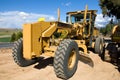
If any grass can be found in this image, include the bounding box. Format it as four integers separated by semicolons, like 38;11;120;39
0;28;22;42
0;37;11;42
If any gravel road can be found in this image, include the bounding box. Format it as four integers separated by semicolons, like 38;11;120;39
0;49;119;80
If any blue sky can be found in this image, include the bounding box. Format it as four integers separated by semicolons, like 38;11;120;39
0;0;112;28
0;0;101;13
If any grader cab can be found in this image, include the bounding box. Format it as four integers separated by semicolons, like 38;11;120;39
12;5;104;79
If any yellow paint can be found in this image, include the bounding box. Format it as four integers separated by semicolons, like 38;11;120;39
23;24;32;59
42;23;57;37
23;21;57;59
23;22;42;59
75;40;87;54
83;5;88;23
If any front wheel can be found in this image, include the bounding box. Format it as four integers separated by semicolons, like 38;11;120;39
53;39;79;79
12;38;36;67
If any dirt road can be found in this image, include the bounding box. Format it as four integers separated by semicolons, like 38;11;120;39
0;49;120;80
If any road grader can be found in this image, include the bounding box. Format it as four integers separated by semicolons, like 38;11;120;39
12;5;104;79
103;24;120;66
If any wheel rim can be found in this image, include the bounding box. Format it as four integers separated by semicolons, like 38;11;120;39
68;49;76;70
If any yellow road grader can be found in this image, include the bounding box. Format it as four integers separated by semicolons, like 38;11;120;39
12;5;104;79
104;24;120;66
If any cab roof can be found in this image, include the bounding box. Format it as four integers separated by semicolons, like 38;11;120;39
66;10;97;15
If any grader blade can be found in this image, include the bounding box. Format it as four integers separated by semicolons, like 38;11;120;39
79;52;94;67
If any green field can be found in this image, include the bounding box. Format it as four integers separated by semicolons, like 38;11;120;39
0;28;22;42
0;37;11;42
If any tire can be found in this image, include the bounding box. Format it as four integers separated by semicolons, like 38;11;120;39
12;38;36;67
95;37;104;55
105;43;118;63
54;39;79;79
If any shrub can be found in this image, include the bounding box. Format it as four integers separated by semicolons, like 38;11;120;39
16;31;23;41
10;33;16;42
10;31;23;42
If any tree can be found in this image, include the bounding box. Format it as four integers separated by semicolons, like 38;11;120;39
10;33;16;42
99;0;120;19
16;31;23;41
106;24;112;35
100;27;107;35
100;23;114;35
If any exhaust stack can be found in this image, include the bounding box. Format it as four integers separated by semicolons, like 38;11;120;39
58;8;60;22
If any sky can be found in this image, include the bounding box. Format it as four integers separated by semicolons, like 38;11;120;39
0;0;113;28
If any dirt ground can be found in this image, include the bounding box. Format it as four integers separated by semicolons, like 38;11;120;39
0;49;120;80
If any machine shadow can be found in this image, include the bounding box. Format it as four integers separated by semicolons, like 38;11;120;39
34;54;94;70
34;57;53;70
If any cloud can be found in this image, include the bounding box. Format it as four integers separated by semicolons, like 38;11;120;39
62;2;71;7
95;14;113;27
65;2;71;6
0;11;55;28
0;11;115;29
